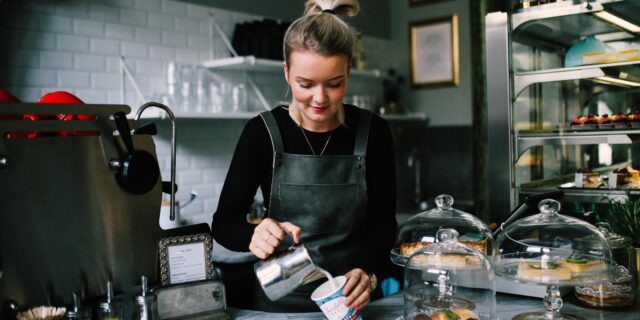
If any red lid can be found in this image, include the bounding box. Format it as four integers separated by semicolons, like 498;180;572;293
38;91;84;104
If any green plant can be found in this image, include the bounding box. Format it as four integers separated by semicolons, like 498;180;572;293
604;190;640;248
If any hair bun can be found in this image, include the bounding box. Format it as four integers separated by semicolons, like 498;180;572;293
304;0;360;17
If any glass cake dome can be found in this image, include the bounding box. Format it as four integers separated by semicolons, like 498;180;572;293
391;194;494;267
495;199;616;320
404;228;496;320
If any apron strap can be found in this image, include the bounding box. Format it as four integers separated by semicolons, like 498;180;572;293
259;110;284;155
354;109;372;156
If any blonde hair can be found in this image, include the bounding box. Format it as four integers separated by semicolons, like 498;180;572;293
285;0;360;126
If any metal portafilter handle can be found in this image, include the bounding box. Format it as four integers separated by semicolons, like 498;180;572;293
492;190;564;238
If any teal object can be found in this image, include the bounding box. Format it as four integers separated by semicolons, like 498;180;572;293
564;35;609;67
381;277;400;296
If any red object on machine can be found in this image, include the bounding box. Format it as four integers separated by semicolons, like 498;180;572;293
38;91;85;120
0;88;21;120
38;91;98;137
0;88;35;139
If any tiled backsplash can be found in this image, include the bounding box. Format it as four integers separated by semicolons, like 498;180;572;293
0;0;392;225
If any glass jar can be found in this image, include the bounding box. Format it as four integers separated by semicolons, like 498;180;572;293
574;222;636;308
132;295;160;320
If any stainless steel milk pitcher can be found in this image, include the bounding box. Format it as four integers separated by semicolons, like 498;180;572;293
254;244;324;301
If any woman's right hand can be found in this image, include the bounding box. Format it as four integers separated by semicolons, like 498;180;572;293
249;218;302;259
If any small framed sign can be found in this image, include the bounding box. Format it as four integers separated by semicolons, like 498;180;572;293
159;233;214;285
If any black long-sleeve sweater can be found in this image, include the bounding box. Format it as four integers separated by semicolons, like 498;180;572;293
211;104;397;278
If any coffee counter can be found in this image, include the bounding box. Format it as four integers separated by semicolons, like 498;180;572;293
226;291;640;319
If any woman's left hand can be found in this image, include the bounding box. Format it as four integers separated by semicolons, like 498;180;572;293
342;268;372;310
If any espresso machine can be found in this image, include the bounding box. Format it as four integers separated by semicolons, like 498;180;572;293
0;102;228;318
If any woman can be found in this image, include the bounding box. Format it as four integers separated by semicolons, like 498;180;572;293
211;0;397;312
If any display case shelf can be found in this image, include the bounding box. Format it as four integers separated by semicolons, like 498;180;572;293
511;1;639;49
202;56;382;78
517;129;640;155
520;186;640;203
514;60;640;95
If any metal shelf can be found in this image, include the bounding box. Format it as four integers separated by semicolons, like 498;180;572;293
511;1;639;48
513;59;640;95
517;129;640;155
520;186;639;203
202;56;382;78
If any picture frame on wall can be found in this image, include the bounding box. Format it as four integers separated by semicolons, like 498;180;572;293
409;14;459;88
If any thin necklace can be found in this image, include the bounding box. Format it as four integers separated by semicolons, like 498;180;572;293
300;127;333;156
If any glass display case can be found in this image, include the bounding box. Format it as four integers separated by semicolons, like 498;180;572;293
404;228;496;320
390;194;494;268
486;0;640;221
495;199;615;320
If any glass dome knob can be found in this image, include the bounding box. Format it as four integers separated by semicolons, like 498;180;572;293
435;194;454;210
437;228;459;243
538;198;560;214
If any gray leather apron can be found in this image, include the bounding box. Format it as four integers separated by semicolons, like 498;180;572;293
253;109;372;312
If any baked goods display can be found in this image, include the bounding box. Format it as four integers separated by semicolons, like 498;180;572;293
575;265;634;308
570;111;640;130
612;112;630;128
516;255;608;283
495;194;615;319
574;168;601;188
399;239;488;257
399;241;428;257
415;309;479;320
609;165;640;189
561;256;606;275
597;114;614;129
516;260;572;282
399;196;495;320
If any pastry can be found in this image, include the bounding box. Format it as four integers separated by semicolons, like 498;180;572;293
400;241;483;268
400;239;487;256
630;111;640;128
561;257;606;275
611;165;640;189
584;114;598;130
570;115;587;130
612;112;629;128
452;310;479;320
517;260;572;281
424;254;468;268
597;114;614;129
400;241;428;257
428;309;479;320
459;239;488;254
575;168;601;188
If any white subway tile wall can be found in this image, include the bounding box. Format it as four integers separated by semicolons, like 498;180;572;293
0;0;391;225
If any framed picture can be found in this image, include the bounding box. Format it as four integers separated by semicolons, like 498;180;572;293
409;0;449;6
159;233;215;285
409;14;459;88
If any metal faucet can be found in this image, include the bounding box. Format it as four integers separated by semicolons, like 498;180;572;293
135;102;177;221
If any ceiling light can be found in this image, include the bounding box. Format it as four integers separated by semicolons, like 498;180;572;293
594;11;640;33
593;76;640;87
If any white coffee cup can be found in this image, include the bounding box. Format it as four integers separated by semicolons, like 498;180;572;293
311;275;362;320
